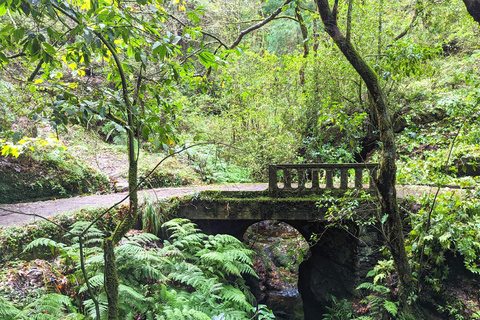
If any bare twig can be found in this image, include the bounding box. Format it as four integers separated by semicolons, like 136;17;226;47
79;235;101;319
417;118;466;282
229;0;294;49
0;207;64;230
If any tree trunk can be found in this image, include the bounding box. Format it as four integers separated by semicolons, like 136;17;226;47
463;0;480;23
103;238;118;320
295;5;309;85
315;0;414;309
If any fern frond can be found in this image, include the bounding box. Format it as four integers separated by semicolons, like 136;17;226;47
222;310;249;320
23;238;67;253
218;286;252;311
168;262;205;288
163;219;200;236
118;284;146;302
85;252;105;266
128;232;159;244
132;263;165;281
78;274;104;294
0;296;21;320
67;222;104;243
384;300;398;316
211;234;240;246
236;263;257;278
83;293;108;320
356;282;389;295
115;242;145;257
21;293;83;319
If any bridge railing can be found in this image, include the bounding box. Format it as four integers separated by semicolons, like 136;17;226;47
268;163;379;194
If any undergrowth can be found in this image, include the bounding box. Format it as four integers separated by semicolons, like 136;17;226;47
0;215;274;319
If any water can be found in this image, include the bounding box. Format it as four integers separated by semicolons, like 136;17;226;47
245;221;309;320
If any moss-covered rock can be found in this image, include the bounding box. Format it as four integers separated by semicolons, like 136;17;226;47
0;154;109;204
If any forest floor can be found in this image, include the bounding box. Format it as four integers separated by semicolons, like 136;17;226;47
0;183;463;227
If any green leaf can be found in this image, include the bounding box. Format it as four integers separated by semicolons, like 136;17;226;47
0;52;8;62
381;214;388;224
0;4;6;17
236;47;245;56
142;126;150;140
153;43;167;59
42;42;56;55
13;27;25;42
187;11;199;24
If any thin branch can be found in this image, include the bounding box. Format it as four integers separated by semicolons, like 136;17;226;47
225;15;298;24
346;0;353;42
6;53;26;59
0;207;64;230
417;119;465;282
393;0;421;42
27;60;44;82
229;0;294;49
7;8;17;28
332;0;339;22
295;5;309;58
168;13;229;49
79;235;101;320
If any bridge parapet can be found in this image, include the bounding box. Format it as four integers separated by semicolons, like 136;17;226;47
269;163;379;194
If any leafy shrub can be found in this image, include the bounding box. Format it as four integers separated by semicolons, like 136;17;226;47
184;145;252;183
408;188;480;275
139;155;201;188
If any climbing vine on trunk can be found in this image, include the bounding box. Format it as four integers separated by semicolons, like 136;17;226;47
315;0;415;311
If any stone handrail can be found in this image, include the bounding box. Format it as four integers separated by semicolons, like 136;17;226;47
268;163;379;194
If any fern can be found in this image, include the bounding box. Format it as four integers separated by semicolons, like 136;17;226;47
66;222;104;241
118;284;152;315
127;232;160;244
78;273;104;294
0;296;21;320
356;282;389;295
383;300;398;316
219;285;253;311
356;281;396;318
20;293;84;320
83;293;108;320
323;295;354;320
14;217;260;320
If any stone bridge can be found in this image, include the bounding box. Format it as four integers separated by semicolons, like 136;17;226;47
171;163;384;318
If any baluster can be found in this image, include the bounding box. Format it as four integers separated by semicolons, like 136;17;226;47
325;169;333;189
340;169;348;189
355;168;363;189
284;168;292;190
312;169;319;190
269;165;278;191
298;168;305;190
369;167;377;190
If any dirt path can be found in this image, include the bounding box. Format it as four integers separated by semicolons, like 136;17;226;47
0;184;268;227
0;184;464;227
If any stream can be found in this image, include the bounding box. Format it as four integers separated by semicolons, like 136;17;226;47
244;221;309;320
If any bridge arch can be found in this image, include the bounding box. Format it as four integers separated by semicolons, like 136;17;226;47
192;217;382;318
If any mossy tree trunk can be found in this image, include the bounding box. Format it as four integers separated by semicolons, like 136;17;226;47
463;0;480;23
100;43;140;320
315;0;414;310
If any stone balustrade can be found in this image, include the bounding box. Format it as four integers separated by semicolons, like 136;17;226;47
268;163;379;194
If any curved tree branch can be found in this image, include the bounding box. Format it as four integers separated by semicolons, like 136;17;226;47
228;0;294;49
393;0;422;41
